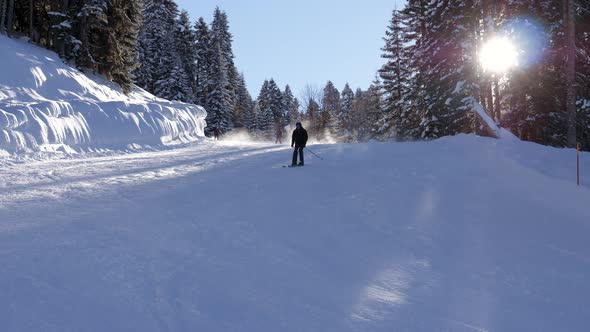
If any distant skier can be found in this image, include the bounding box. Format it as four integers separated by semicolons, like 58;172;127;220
275;127;283;144
291;122;308;166
213;127;221;141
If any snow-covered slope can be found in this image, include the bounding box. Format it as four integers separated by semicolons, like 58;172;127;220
0;36;206;155
1;135;589;331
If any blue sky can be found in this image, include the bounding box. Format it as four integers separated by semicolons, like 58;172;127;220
176;0;406;99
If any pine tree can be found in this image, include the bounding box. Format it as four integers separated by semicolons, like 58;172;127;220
578;0;590;149
379;9;410;119
320;81;340;141
306;99;321;141
27;0;34;39
46;1;74;58
194;17;211;106
249;101;261;133
410;0;482;139
210;7;237;120
234;73;254;129
479;0;501;122
106;0;142;94
175;10;197;101
283;85;299;127
292;98;301;125
157;62;192;102
137;0;179;96
256;79;284;131
350;88;367;141
339;83;355;141
268;79;284;127
76;1;109;72
5;0;140;93
0;0;7;34
498;1;569;146
206;41;234;135
367;0;587;147
5;0;14;36
211;7;235;75
257;80;270;114
244;98;258;133
364;77;385;141
399;0;429;139
379;8;417;140
256;103;274;140
136;0;193;102
565;0;577;147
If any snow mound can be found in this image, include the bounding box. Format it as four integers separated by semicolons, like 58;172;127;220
0;36;206;154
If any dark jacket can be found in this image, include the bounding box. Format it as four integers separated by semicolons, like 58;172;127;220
292;127;308;147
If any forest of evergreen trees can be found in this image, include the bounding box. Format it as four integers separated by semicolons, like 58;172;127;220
1;0;588;148
378;0;590;149
0;0;142;93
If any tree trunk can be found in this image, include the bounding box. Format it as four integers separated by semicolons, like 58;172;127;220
6;0;14;36
53;0;70;57
565;0;577;147
29;0;33;38
486;82;495;120
78;10;88;66
482;0;500;122
494;77;501;122
0;0;6;34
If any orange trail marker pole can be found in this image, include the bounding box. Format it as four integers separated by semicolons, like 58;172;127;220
576;143;580;186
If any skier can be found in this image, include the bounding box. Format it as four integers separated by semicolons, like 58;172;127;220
213;127;220;141
291;122;308;166
275;126;283;144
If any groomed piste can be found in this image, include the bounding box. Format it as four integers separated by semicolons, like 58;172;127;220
1;136;589;331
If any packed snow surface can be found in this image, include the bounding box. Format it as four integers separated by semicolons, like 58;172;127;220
0;36;206;154
1;135;589;331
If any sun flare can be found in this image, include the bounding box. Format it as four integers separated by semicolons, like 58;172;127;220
479;37;519;74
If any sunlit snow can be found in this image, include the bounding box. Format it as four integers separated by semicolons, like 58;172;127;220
0;36;206;154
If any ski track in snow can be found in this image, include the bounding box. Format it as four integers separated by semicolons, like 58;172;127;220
1;135;590;332
0;141;286;231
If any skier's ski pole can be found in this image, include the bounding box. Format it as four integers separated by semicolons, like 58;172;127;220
305;147;324;160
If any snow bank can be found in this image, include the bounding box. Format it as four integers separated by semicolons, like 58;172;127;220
0;36;206;154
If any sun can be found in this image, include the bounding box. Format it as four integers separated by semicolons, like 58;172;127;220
479;37;519;74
